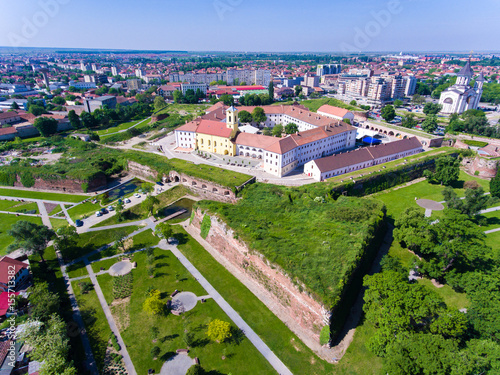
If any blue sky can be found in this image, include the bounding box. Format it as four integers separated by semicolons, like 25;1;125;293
0;0;498;52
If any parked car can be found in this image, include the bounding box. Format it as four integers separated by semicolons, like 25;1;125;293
75;219;83;227
156;181;164;186
134;193;141;198
124;198;131;203
167;237;178;245
100;208;108;214
108;206;115;211
96;211;102;217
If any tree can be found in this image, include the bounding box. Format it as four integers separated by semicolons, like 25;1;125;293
53;225;78;255
155;222;173;239
421;114;438;133
262;127;272;136
443;187;489;217
268;81;274;101
143;289;164;315
8;221;55;261
11;101;19;110
68;110;81;129
28;282;60;321
238;110;252;123
294;85;302;97
206;319;232;343
350;100;357;106
381;105;396;122
29;104;45;116
252;107;266;125
34;117;58;137
490;170;500;198
272;124;283;137
19;314;77;375
394;99;404;107
80;111;98;129
173;90;184;104
220;94;234;106
393;208;433;252
411;94;425;105
401;113;417;129
424;156;460;185
52;96;65;105
142;195;160;216
186;365;204;375
423;102;443;115
151;346;161;359
154;95;166;111
285;122;298;134
115;200;124;222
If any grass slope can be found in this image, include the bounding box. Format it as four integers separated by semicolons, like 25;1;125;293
0;213;44;255
0;188;86;202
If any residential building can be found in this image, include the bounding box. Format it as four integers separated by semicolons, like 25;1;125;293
83;96;117;112
303;73;320;88
317;105;355;123
226;68;271;86
403;74;417;96
127;78;142;91
111;66;118;76
316;64;342;76
0;256;30;292
181;83;208;95
0;111;21;125
68;80;96;90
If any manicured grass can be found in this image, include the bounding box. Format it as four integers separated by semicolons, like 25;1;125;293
0;188;86;202
388;240;416;269
0;199;38;213
97;248;275;375
476;210;500;231
485;230;500;256
67;261;89;279
71;282;112;371
49;204;63;215
60;226;140;261
0;213;44;255
67;201;103;221
50;218;70;231
155;103;209;116
91;258;119;274
417;279;469;310
335;318;383;375
128;229;159;249
173;226;336;375
275;98;361;112
97;119;145;136
93;185;191;228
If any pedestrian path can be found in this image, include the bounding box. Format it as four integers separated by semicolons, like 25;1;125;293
160;241;293;375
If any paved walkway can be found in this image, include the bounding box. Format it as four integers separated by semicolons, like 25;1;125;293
485;227;500;234
55;250;99;375
36;201;52;228
159;242;293;375
85;260;137;375
159;354;195;375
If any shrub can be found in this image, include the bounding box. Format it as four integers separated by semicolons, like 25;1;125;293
200;214;211;239
20;171;35;187
78;281;93;294
0;171;16;186
81;182;89;193
109;333;120;351
151;346;161;359
319;325;330;346
112;273;133;299
464;180;480;190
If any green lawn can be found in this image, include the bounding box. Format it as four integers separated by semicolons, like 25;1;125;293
173;226;336;375
0;213;44;255
93;185;191;228
275;98;361;112
97;119;146;136
50;218;70;231
485;231;500;257
60;226;140;261
67;261;89;279
0;188;86;203
96;248;275;375
416;279;468;310
155;103;209;116
71;282;112;371
67;201;103;221
0;199;38;213
91;258;119;274
49;204;63;215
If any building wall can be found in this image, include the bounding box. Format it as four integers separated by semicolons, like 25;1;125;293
197;133;236;156
168;171;236;202
175;129;196;149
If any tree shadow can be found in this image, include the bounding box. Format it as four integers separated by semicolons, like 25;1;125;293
160;351;176;362
204;370;226;375
191;337;210;348
160;334;179;343
176;233;189;245
155;254;169;260
155;262;169;268
155;272;169;278
227;327;246;346
450;180;465;189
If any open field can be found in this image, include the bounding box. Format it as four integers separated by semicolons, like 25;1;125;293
0;188;86;202
155;103;209;116
96;247;276;375
97;119;145;136
0;199;38;213
0;213;44;255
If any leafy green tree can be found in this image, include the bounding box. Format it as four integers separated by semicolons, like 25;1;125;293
272;124;283;137
173;90;184;104
154;95;166;111
115;200;124;222
34;117;58;137
393;99;404;107
28;282;60;321
142;195;160;216
238;110;252;123
411;94;425;105
262;127;272;136
220;94;234;106
68;110;81;129
350;100;357;106
490;170;500;198
424;155;460;185
381;105;396;122
442;186;489;217
29;104;45;116
268;81;274;100
80;111;98;129
19;314;77;375
421;114;438;133
54;225;78;255
11;101;19;110
52;96;65;105
401;113;417;129
393;208;433;252
151;346;161;359
143;289;163;315
423;102;443;115
8;221;55;261
186;365;204;375
252;107;266;124
285;122;298;134
155;222;173;239
206;319;232;343
294;85;302;97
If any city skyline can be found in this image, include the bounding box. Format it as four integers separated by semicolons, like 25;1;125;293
0;0;499;53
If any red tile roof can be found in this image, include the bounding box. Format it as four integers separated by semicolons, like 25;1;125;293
196;120;233;138
313;148;373;172
235;132;279;149
0;291;19;316
0;127;18;136
0;112;20;120
317;105;350;118
0;256;28;285
176;120;200;132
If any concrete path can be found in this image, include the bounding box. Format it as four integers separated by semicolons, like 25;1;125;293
159;354;195;375
100;117;151;137
164;243;293;375
0;195;77;205
83;218;153;233
485;227;500;234
36;201;52;228
479;205;500;214
55;250;99;375
85;261;137;375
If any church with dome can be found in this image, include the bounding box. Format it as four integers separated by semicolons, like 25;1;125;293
438;59;484;114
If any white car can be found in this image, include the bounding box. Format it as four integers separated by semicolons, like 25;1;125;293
96;211;102;217
124;198;131;203
134;193;141;198
108;206;114;211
